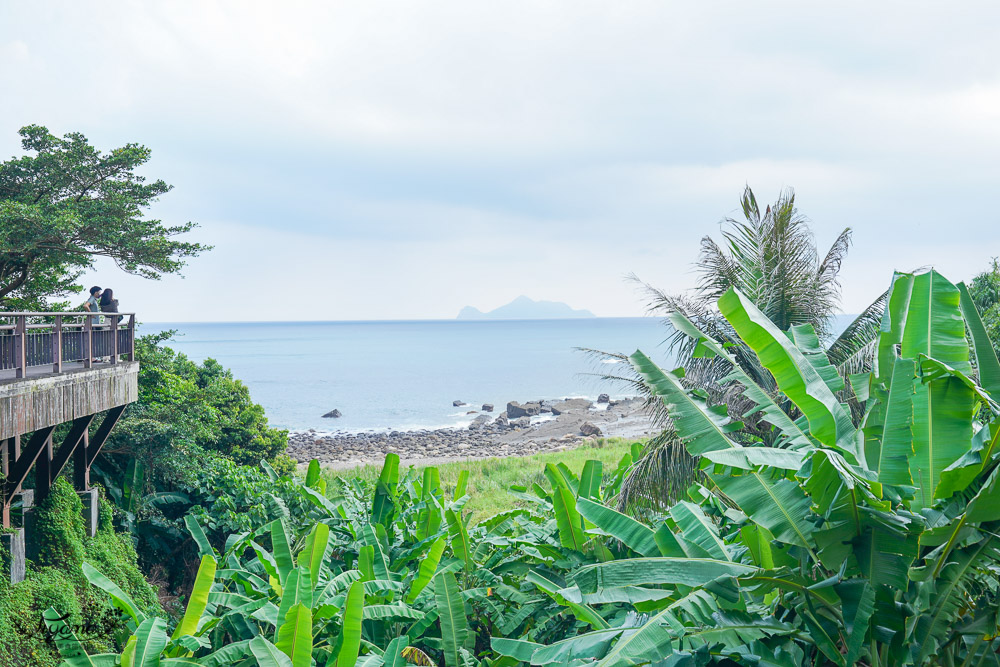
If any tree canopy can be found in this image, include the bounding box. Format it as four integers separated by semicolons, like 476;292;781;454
0;125;208;310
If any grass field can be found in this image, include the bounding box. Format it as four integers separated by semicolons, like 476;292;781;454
322;438;639;520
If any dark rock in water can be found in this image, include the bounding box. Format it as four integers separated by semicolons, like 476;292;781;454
580;422;603;437
551;398;593;415
540;406;552;413
453;400;466;407
597;393;610;404
511;416;532;429
482;403;494;412
466;410;477;414
507;401;541;418
322;409;342;418
494;413;509;428
469;414;492;430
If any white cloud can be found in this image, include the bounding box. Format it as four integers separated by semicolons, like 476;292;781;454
4;1;1000;320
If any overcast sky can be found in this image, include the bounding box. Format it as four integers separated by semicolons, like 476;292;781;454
2;2;999;321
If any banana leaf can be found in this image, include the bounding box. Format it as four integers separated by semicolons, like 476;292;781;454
171;554;216;640
718;287;855;452
435;571;469;667
274;568;313;642
668;502;728;561
579;460;603;501
710;472;816;555
910;375;974;509
275;603;312;666
628;350;742;456
958;281;1000;396
43;607;100;666
250;636;294;667
900;270;971;373
298;522;331;589
668;310;813;450
446;509;474;572
336;580;365;667
574;557;754;593
407;536;446;603
305;459;322;488
270;519;294;586
383;635;409;667
131;617;169;667
551;482;586;552
595;607;678;667
372;453;399;527
82;561;148;625
576;497;659;557
526;570;609;630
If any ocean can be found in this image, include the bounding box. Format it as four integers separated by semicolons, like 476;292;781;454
140;318;672;433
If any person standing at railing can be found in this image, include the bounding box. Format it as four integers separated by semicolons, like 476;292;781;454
84;286;103;323
100;288;120;326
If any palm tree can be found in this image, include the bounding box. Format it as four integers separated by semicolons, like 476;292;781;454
603;186;887;510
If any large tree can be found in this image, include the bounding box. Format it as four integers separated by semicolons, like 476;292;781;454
604;186;887;509
0;125;208;310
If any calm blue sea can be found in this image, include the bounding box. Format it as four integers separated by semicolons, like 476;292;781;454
139;318;672;432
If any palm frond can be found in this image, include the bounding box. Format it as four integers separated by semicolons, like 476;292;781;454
827;290;888;371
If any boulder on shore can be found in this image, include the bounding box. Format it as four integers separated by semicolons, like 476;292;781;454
580;421;603;437
482;403;494;412
597;393;610;404
322;409;342;418
494;413;509;428
507;401;541;418
511;416;532;429
469;414;492;430
453;400;466;407
550;398;593;415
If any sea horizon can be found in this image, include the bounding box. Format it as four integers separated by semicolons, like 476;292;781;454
139;317;671;433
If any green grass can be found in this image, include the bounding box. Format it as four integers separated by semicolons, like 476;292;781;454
322;438;637;521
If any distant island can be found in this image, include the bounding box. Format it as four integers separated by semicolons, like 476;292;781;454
457;295;596;320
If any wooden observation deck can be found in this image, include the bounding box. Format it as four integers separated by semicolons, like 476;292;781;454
0;312;139;582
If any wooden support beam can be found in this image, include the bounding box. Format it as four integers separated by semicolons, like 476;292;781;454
35;432;54;500
49;416;95;489
74;430;89;490
86;406;126;468
3;426;56;506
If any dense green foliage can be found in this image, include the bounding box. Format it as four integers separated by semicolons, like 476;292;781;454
105;332;290;470
0;479;158;667
59;268;1000;666
611;186;888;508
92;332;294;590
0;125;208;310
968;258;1000;352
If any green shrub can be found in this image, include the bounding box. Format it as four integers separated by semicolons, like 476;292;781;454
0;480;159;667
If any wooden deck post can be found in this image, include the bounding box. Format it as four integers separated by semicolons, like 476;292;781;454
83;314;93;368
1;438;8;528
51;315;63;373
13;316;25;379
110;315;118;365
128;314;136;361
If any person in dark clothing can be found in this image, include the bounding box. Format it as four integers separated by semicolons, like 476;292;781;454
100;288;120;327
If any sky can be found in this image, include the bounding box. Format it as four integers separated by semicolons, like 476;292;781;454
2;2;1000;322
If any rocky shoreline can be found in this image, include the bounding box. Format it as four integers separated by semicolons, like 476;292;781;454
287;396;656;468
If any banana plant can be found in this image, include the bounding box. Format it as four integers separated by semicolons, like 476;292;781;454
494;269;999;666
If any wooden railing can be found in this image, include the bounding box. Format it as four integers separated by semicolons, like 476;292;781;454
0;312;136;379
